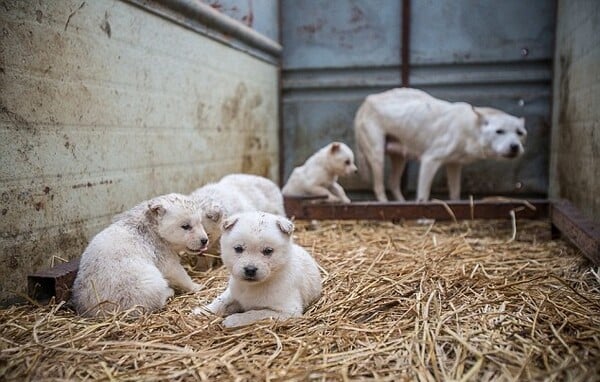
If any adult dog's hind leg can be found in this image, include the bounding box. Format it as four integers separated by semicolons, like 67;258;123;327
446;163;462;200
387;153;406;202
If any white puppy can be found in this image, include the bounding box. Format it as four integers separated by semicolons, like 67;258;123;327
282;142;357;203
194;211;322;328
72;193;208;317
355;88;527;202
189;174;285;257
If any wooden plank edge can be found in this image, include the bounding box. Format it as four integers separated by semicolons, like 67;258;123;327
551;199;600;265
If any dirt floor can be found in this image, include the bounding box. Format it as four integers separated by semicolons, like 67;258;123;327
1;219;599;381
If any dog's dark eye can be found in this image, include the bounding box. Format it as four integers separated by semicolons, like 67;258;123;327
262;247;274;256
344;159;351;165
516;130;525;136
234;245;244;254
181;224;192;231
496;129;505;135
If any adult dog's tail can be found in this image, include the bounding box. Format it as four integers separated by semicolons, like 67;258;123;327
353;100;372;182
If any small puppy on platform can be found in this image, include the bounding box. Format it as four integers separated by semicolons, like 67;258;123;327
282;142;357;203
189;174;286;269
354;88;527;202
72;193;208;317
193;211;322;328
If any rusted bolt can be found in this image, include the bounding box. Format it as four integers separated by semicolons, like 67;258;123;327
520;47;529;57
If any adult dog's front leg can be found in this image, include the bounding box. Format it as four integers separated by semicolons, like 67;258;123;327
417;157;443;202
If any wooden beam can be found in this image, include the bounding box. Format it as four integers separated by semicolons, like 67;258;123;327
551;199;600;265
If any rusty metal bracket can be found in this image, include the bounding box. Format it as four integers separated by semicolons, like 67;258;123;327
26;198;599;304
27;258;80;304
551;199;600;265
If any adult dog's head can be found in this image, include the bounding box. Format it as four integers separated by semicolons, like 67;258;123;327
476;107;527;159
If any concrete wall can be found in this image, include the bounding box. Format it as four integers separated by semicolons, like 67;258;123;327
0;0;279;303
550;0;600;223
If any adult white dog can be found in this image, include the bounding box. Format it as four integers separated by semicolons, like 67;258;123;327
354;88;527;202
194;211;322;328
282;142;357;203
72;193;208;317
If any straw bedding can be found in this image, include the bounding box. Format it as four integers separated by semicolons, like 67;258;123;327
1;219;599;381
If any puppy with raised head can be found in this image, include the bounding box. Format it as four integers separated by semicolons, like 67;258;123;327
282;142;357;203
194;211;322;328
72;193;208;317
354;88;527;202
189;174;286;269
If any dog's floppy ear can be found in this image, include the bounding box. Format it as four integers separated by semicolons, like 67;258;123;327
329;142;341;154
472;106;488;127
276;217;294;236
222;216;238;231
147;199;167;218
205;204;223;223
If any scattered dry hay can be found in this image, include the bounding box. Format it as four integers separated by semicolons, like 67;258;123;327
1;219;600;381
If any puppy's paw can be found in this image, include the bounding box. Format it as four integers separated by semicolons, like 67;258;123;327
190;282;203;292
223;314;248;328
341;196;351;204
191;306;212;316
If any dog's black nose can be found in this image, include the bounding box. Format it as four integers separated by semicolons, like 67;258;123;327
509;143;520;154
200;237;208;246
243;266;257;278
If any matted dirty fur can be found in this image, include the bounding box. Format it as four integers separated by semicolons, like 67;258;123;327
2;219;600;380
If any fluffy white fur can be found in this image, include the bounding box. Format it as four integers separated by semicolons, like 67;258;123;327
355;88;527;202
71;193;208;317
282;142;357;203
194;211;322;328
189;174;285;259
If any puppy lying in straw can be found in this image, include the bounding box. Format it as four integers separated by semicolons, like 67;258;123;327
189;174;285;269
72;193;208;317
354;88;527;202
282;142;357;203
194;211;322;328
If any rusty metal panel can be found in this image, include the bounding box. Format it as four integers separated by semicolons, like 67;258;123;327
281;0;555;199
0;0;279;304
284;197;549;221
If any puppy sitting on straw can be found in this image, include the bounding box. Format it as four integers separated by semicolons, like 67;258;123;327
194;211;322;328
282;142;357;203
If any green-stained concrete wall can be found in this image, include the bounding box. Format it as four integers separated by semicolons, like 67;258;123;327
0;0;279;303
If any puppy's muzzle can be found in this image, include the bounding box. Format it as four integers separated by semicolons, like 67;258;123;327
186;237;209;255
243;265;258;280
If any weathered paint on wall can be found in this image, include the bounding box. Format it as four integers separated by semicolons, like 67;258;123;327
282;0;555;199
550;0;600;224
0;0;279;303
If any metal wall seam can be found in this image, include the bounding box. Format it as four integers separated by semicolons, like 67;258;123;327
124;0;282;64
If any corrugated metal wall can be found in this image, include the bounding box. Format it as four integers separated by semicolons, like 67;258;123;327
281;0;555;199
0;0;279;303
